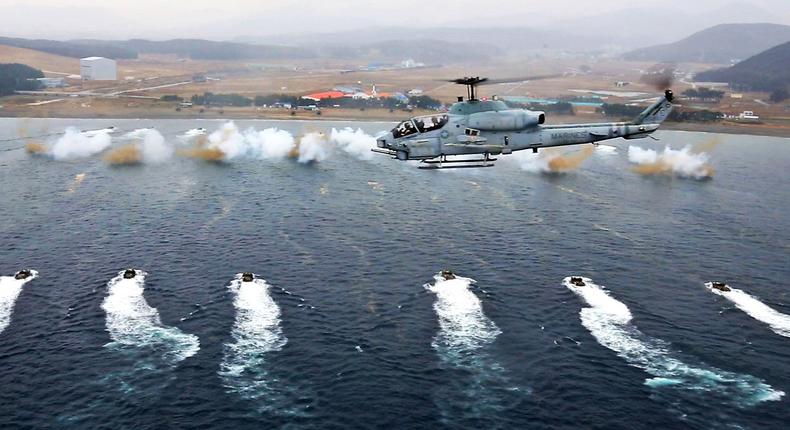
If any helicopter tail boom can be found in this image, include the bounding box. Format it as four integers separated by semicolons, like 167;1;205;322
633;90;675;125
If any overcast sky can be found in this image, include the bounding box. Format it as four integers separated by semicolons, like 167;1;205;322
1;0;788;40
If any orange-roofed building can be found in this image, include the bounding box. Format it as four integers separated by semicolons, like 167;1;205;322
302;91;347;101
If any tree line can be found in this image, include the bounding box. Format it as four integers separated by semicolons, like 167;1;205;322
0;63;43;96
183;92;443;110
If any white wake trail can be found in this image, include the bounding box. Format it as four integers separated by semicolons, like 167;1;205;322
707;283;790;338
0;270;38;334
565;277;783;407
425;274;501;352
220;274;287;401
425;273;521;422
101;270;200;363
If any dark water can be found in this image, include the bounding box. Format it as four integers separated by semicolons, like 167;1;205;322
1;118;789;429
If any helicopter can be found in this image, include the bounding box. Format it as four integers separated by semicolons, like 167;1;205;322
373;76;675;169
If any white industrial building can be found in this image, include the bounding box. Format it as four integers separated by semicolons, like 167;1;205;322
80;57;117;81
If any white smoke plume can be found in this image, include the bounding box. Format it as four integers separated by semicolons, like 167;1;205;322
295;132;330;164
196;122;296;161
127;128;173;163
207;122;248;160
244;127;295;160
329;127;378;161
628;145;713;179
50;127;112;160
513;145;594;173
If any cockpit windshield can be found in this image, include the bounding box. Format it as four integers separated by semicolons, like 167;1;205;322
414;115;449;133
392;119;418;138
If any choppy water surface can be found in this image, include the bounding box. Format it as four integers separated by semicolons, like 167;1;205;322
0;118;789;429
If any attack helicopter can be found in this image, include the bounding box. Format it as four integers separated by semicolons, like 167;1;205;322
373;76;675;169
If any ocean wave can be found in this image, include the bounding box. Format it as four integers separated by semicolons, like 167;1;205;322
219;274;290;407
101;270;200;363
565;277;783;407
0;270;38;334
707;283;790;338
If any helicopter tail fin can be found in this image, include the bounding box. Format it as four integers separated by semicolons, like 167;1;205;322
633;90;675;125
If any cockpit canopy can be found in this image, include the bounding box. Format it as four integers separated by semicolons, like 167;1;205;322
392;114;448;138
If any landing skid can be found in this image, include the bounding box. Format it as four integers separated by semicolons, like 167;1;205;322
418;154;497;170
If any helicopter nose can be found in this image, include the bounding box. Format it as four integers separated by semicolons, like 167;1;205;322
377;132;394;148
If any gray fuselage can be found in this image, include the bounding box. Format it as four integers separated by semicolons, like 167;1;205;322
377;97;672;161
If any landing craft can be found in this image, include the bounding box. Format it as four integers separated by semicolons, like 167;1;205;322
123;268;137;279
241;272;254;282
707;281;731;292
14;269;32;280
81;126;116;137
440;270;456;280
570;276;586;287
374;77;675;169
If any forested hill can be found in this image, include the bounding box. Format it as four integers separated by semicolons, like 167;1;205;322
0;63;43;96
695;41;790;92
623;23;790;63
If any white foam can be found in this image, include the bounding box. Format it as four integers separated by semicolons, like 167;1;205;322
628;145;712;179
0;270;38;334
50;127;112;160
329;127;377;161
123;128;173;163
707;283;790;338
101;270;199;362
219;274;287;399
425;274;500;351
565;277;783;406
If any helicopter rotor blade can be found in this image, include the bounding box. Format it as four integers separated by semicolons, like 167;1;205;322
478;75;560;85
440;75;559;85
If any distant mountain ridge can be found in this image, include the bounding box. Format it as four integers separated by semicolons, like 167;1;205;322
623;23;790;63
695;41;790;92
0;35;503;64
0;36;137;59
237;26;615;54
71;39;315;60
0;36;314;60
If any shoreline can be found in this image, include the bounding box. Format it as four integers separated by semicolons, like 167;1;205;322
1;110;788;139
